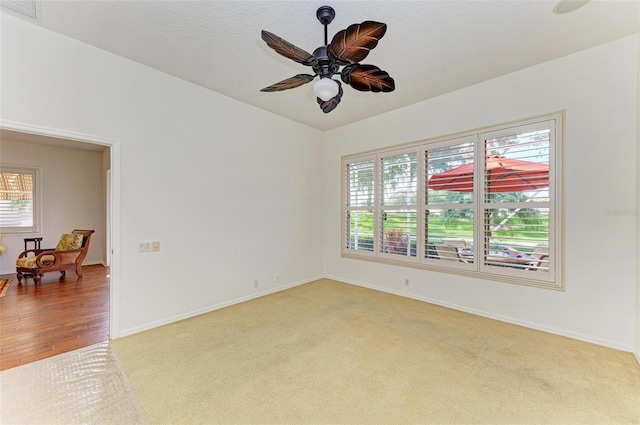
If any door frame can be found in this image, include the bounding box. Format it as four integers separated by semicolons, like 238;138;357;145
0;119;121;338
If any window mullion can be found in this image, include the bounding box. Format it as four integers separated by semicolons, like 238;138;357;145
472;136;482;270
373;155;383;257
416;146;426;262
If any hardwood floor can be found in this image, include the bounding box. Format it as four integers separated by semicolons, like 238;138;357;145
0;264;109;371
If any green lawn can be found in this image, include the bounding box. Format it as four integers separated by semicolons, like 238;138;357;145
350;213;548;252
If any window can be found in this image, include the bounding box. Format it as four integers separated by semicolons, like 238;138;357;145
380;149;418;259
344;157;375;254
342;114;562;288
0;165;40;234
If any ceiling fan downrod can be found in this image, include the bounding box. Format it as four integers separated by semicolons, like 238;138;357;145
316;5;335;46
313;6;338;79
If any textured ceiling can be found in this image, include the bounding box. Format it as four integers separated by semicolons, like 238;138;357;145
7;0;640;131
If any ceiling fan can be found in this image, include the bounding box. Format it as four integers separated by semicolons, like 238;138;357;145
260;5;395;113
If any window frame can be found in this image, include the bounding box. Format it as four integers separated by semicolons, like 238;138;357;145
422;136;478;273
378;146;421;263
343;154;377;259
341;113;563;289
0;164;42;235
476;121;558;284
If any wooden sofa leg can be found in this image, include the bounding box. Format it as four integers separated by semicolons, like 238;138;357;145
17;272;23;284
34;274;42;285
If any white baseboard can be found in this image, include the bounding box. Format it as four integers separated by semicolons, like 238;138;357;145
116;275;324;339
58;269;640;359
325;274;636;353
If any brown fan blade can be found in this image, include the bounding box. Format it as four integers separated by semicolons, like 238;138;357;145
261;30;317;67
317;81;343;113
261;74;316;92
327;21;387;64
341;64;395;92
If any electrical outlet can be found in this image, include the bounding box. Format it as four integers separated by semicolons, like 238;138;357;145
253;279;259;288
404;277;410;286
152;241;160;252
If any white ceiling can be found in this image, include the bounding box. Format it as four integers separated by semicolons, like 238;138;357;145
6;0;640;131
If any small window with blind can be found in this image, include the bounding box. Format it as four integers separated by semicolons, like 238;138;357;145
341;113;562;289
344;157;375;255
479;123;554;279
0;165;40;234
425;137;476;270
380;149;418;260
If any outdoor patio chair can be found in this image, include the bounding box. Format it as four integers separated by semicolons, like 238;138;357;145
526;244;549;271
441;238;467;250
434;244;469;263
527;254;549;272
526;244;547;259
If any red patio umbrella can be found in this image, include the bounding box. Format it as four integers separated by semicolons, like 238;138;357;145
428;155;549;193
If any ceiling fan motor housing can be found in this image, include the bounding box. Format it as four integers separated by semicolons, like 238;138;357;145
312;46;340;78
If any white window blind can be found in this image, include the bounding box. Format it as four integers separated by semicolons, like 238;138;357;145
425;138;475;269
344;158;375;254
341;113;562;289
479;123;554;278
0;166;40;234
380;150;418;259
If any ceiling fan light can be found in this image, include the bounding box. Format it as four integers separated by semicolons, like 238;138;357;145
313;78;339;101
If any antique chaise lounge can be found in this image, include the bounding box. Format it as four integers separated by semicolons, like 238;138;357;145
16;229;95;285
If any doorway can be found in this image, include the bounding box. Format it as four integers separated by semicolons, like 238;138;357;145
0;122;120;365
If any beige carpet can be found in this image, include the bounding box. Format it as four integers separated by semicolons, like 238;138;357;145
111;279;640;424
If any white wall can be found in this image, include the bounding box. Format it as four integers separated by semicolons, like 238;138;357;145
1;13;325;336
0;139;106;272
324;35;639;351
2;12;638;353
636;27;640;361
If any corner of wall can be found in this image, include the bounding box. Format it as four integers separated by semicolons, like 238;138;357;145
635;30;640;364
